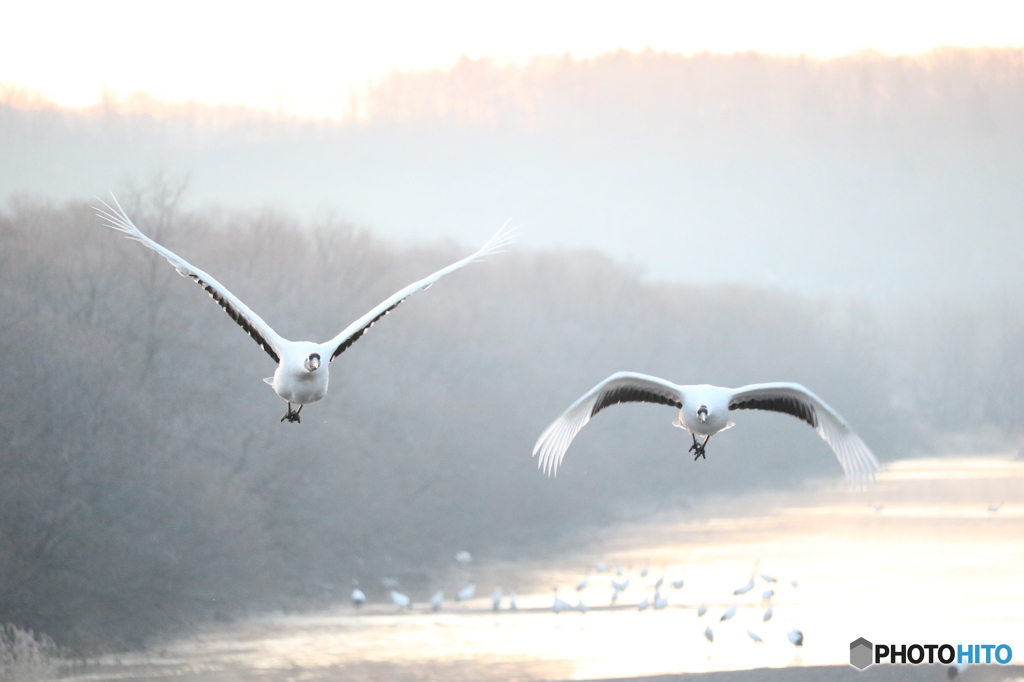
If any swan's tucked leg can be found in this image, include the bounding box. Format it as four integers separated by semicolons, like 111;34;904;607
280;402;302;424
689;434;710;460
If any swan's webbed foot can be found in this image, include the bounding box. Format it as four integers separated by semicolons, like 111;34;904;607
280;403;303;424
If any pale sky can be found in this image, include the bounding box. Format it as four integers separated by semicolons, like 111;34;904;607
3;0;1023;118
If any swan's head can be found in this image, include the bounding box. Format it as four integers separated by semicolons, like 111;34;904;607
697;405;709;423
304;353;321;372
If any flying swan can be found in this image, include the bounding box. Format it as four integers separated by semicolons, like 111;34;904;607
533;372;879;487
97;196;516;423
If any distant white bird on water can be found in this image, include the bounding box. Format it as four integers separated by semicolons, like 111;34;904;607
704;625;714;643
509;591;518;610
748;630;763;643
763;606;773;622
576;598;588;614
671;579;685;589
533;372;880;487
576;577;588;591
455;550;473;564
97;196;516;423
553;591;572;614
391;590;411;609
760;574;777;584
654;591;668;610
351;581;366;607
720;605;737;622
788;629;804;647
430;588;444;611
697;603;708;617
734;578;755;596
637;597;650;611
492;587;503;611
611;576;630;592
762;589;775;601
456;583;476;602
988;502;1003;513
596;562;608;573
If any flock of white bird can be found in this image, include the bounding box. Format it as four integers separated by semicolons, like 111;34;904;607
349;555;806;654
348;551;504;613
559;561;805;652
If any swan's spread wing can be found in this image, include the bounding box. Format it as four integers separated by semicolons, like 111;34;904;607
533;372;683;477
324;221;516;361
96;196;285;363
728;382;880;487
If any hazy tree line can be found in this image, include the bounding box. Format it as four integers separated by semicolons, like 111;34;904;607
4;46;1023;211
367;47;1024;139
1;186;1022;651
6;47;1023;139
4;48;1023;305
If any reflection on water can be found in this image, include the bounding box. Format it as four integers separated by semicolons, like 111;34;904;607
68;456;1024;681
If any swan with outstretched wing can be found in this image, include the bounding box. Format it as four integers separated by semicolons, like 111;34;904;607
533;371;879;487
97;195;516;423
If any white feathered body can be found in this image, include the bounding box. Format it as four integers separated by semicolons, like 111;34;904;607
675;385;734;435
265;341;330;405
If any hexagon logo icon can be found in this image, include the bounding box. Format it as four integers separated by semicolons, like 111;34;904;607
850;637;873;670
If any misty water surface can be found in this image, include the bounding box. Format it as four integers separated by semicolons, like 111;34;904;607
66;455;1024;681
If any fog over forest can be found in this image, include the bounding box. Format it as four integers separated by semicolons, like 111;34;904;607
2;49;1024;653
3;48;1024;300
